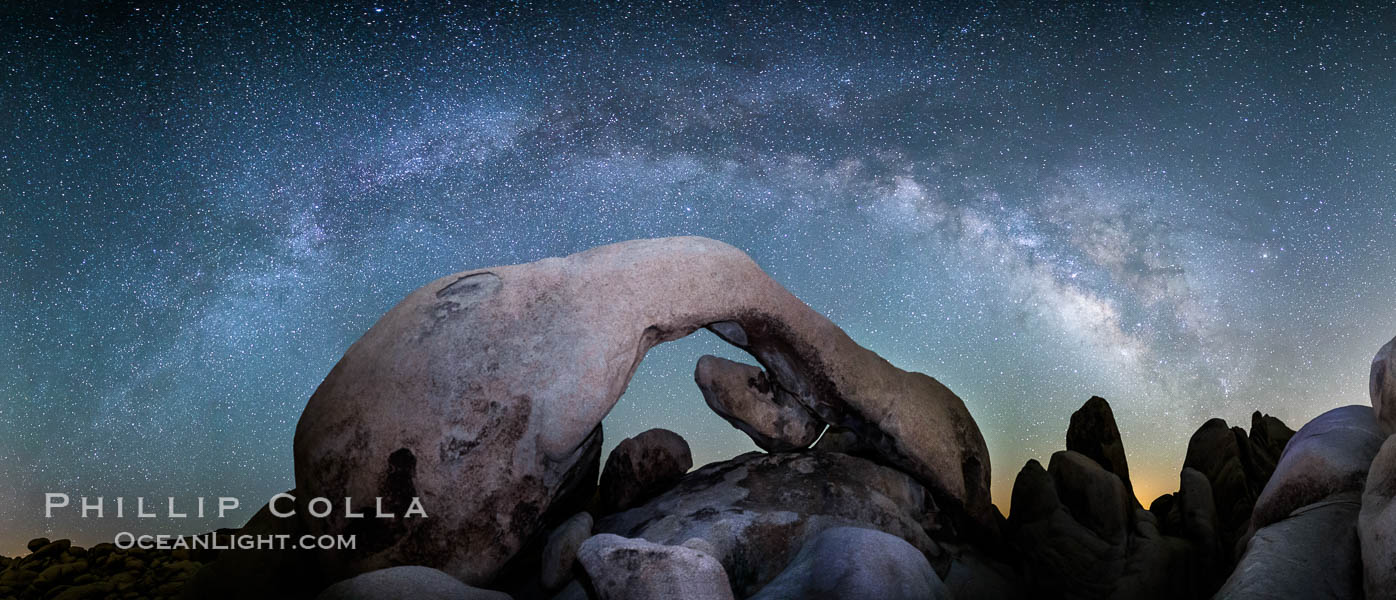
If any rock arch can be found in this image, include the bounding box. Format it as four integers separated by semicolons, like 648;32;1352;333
292;236;992;585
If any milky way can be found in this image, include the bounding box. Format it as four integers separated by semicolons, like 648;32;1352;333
3;2;1395;553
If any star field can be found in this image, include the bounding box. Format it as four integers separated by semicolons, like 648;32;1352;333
2;2;1395;554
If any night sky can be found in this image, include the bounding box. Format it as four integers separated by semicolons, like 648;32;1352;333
3;2;1395;555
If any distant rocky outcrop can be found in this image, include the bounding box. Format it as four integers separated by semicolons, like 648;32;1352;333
1149;410;1294;561
0;536;218;600
1008;396;1211;599
1005;396;1306;600
1066;396;1137;504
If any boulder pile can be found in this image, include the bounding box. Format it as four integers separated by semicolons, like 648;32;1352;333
0;536;218;600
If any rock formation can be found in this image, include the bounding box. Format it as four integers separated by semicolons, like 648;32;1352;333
598;428;692;514
1216;405;1381;599
1005;396;1278;599
292;236;993;584
593;450;948;598
315;566;510;600
539;512;593;593
694;355;822;452
1247;405;1384;533
576;534;735;600
747;527;949;600
1374;335;1396;434
1360;435;1396;600
1066;396;1136;504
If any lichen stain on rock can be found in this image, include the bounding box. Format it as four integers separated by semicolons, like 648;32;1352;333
429;271;501;321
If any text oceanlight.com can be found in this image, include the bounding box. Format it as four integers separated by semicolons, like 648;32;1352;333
113;532;356;551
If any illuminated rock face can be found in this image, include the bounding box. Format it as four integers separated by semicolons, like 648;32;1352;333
291;236;992;584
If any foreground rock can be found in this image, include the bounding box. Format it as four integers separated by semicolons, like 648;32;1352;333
1216;406;1380;599
596;451;956;597
1374;335;1396;434
577;534;735;600
293;236;993;583
1360;435;1396;599
1248;405;1384;532
695;355;822;452
599;429;692;514
316;565;509;600
1215;496;1363;599
749;527;948;600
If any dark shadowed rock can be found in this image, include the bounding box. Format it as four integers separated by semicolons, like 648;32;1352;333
1374;335;1396;434
1008;453;1137;599
1249;405;1384;532
315;566;509;600
1248;411;1295;474
1359;435;1396;599
540;512;593;593
179;492;325;600
577;534;735;600
1050;450;1131;543
1215;496;1363;600
596;451;944;598
599;429;692;514
1181;418;1260;551
292;237;994;583
748;527;949;600
1067;396;1136;503
1176;467;1224;591
694;355;822;452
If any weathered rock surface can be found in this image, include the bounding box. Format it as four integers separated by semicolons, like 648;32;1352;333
596;451;946;598
1215;496;1363;600
1360;435;1396;599
577;534;735;600
695;355;822;452
1249;405;1384;532
1373;335;1396;434
315;565;510;600
1067;396;1136;503
748;526;948;600
293;236;993;583
599;429;692;514
540;512;593;592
